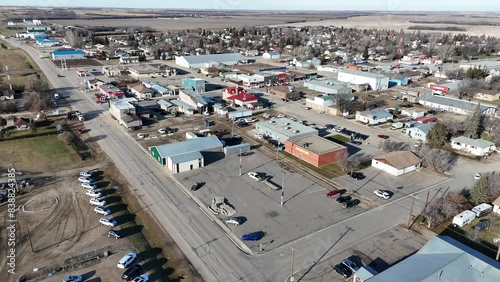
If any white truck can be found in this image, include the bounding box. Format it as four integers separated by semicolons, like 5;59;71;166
452;210;476;228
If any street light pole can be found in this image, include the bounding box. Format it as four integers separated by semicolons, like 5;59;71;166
281;171;285;206
239;148;242;176
290;247;295;282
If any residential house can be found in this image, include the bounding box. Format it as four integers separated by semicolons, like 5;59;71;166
157;99;178;113
405;123;435;142
84;78;105;90
101;66;122;77
13;117;31;130
474;89;500;101
451;136;496;156
263;50;281;60
419;95;497;116
356;109;393;125
371;151;422;176
129;84;154;99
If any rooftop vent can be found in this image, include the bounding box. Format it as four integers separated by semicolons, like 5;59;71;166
285;126;291;130
269;120;275;124
293;130;299;133
283;122;290;126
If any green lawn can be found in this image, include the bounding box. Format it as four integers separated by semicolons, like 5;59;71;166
326;134;350;144
0;135;81;172
283;152;346;179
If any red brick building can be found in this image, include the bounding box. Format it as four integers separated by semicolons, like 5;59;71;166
285;135;348;167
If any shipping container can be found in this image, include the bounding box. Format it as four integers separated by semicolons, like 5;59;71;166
224;143;251;155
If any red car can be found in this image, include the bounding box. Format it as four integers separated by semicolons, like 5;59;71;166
76;128;84;134
377;135;390;139
326;189;341;198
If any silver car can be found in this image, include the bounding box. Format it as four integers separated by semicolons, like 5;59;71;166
224;217;242;226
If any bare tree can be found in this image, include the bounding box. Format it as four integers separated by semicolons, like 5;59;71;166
338;153;370;172
436;44;455;62
57;131;74;145
458;79;485;97
423;197;446;228
378;140;409;153
416;145;456;173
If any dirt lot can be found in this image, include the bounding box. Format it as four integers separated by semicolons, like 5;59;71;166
0;43;46;89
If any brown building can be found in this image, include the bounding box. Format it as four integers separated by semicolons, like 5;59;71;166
268;86;300;101
285;135;348;167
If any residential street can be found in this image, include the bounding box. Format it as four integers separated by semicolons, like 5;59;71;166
11;39;500;282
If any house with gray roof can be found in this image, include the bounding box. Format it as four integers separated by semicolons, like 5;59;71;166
175;53;247;68
360;236;500;282
149;136;223;173
451;136;496;156
419;94;497;116
405;123;435;142
179;89;208;113
355;109;393;125
303;79;351;95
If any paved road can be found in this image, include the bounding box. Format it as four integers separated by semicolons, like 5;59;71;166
10;39;500;282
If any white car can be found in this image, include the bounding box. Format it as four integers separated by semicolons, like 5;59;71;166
78;176;93;183
89;197;107;207
82;183;97;189
132;274;149;282
94;206;111;216
276;114;285;118
473;173;482;180
374;190;391;200
86;189;102;198
263;113;273;119
117;252;137;269
80;171;92;177
137;133;148;139
247;172;262;181
99;217;117;227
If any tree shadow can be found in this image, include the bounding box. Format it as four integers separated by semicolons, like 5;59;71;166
81;270;96;280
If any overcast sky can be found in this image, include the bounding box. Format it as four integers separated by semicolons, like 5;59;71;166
3;0;498;11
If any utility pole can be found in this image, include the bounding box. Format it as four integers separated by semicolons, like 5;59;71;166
290;247;296;282
281;171;285;206
424;190;430;210
24;218;35;253
407;194;415;230
239;148;242;176
276;137;280;162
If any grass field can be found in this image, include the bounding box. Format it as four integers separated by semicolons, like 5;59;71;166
0;41;47;89
0;135;81;172
283;152;346;179
326;134;350;144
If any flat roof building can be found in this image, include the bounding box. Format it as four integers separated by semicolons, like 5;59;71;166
338;69;389;91
255;118;318;142
149;136;224;173
51;49;85;60
304;78;352;95
175;53;247;68
285;135;348;167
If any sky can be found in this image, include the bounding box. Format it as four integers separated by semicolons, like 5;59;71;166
1;0;498;12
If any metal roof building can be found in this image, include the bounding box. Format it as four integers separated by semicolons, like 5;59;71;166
149;136;223;173
419;95;497;116
303;79;352;94
51;49;85;60
175;53;247;68
361;236;500;282
255;118;318;142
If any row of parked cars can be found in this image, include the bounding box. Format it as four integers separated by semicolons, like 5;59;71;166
325;124;369;141
326;189;361;209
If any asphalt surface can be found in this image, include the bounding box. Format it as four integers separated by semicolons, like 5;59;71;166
10;39;500;282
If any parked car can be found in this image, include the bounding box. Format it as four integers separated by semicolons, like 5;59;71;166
241;231;264;241
343;199;361;209
350;140;362;145
247;172;262;181
131;274;149;282
137;133;148;139
61;275;83;282
475;219;492;231
90;197;107;206
224;217;243;226
108;229;122;239
78;176;93;183
255;133;263;139
191;182;202;191
80;171;93;177
377;134;390;139
86;189;102;198
326;189;341;198
99;217;117;227
122;264;143;280
94;206;111;216
347;172;365;180
325;124;335;130
276;114;285;118
342;258;360;272
82;183;97;189
334;263;352;278
304;107;311;110
473;172;481;180
374;190;391;200
336;195;352;204
117;252;137;269
76;128;84;135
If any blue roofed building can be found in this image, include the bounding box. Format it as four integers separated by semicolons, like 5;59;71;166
51;50;85;60
149;136;224;173
358;236;500;282
36;38;60;47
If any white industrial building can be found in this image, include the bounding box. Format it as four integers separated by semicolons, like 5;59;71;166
372;151;422;176
175;53;247;68
149;136;224;174
405;123;435;142
419;95;497;116
109;98;142;128
451;136;496;156
303;79;351;95
337;69;389;91
255;118;318;142
263;51;281;60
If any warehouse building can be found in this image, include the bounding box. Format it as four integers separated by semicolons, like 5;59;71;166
303;79;351;95
109;98;142;129
285;136;348;167
338;69;389;91
51;50;85;60
419;95;497;116
183;77;206;93
175;53;247;68
149;136;224;173
255;118;318;142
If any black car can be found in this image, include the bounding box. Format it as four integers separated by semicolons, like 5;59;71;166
334;263;352;278
475;219;492;231
342;199;361;209
121;264;143;280
336;195;352;204
325;124;335;130
108;229;122;239
191;182;202;191
347;172;365;180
